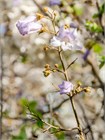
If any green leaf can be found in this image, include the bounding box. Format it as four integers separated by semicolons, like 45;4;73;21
100;3;105;15
92;13;100;18
36;119;43;128
93;3;105;18
28;100;37;113
20;98;28;107
93;43;103;54
55;132;65;140
20;55;28;63
73;5;83;16
99;56;105;69
85;21;103;33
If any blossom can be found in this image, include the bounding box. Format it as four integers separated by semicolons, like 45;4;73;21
49;0;61;6
16;16;42;36
58;81;74;94
50;25;83;51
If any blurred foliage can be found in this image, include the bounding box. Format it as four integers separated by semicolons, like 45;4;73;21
93;3;105;18
12;126;27;140
85;21;103;33
93;43;103;54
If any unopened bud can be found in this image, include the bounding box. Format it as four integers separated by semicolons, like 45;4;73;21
43;70;51;77
84;87;91;93
54;64;59;68
54;12;57;16
43;7;48;12
52;69;56;72
45;64;50;69
36;13;44;20
77;82;82;87
44;47;48;51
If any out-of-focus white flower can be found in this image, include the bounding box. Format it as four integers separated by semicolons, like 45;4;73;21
50;24;83;51
16;16;42;36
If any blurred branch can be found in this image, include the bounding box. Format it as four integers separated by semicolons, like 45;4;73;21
78;101;94;140
96;0;105;36
32;0;48;16
0;40;4;140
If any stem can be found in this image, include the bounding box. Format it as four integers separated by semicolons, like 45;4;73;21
58;48;85;139
69;96;85;140
58;48;69;81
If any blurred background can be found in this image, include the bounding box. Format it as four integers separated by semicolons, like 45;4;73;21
0;0;105;140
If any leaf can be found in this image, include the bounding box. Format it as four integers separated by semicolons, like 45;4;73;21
20;55;28;63
73;5;83;16
93;43;103;54
85;21;103;33
28;100;37;113
99;56;105;69
93;3;105;18
20;98;28;107
55;132;65;140
36;119;43;128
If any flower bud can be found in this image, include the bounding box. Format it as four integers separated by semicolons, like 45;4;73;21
84;87;91;93
43;70;51;77
36;13;44;20
43;7;48;12
54;64;59;68
45;64;50;69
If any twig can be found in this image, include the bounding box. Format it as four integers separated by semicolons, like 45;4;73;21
58;47;85;139
78;101;94;140
66;58;78;70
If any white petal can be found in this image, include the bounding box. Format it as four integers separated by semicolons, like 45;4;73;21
50;36;61;47
61;42;73;51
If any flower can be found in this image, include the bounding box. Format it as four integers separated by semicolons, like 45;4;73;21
16;16;42;36
58;81;74;94
50;25;83;51
49;0;61;6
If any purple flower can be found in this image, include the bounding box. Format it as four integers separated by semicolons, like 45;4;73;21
16;16;42;36
49;0;61;6
58;81;74;94
50;25;83;51
83;49;90;60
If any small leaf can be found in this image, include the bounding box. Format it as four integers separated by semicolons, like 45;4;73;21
36;119;43;128
85;21;103;33
93;43;103;54
99;56;105;69
55;132;65;140
28;101;37;113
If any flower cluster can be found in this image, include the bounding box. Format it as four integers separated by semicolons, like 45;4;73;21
50;24;83;51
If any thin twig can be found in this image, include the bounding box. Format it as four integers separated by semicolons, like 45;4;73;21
66;58;78;70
